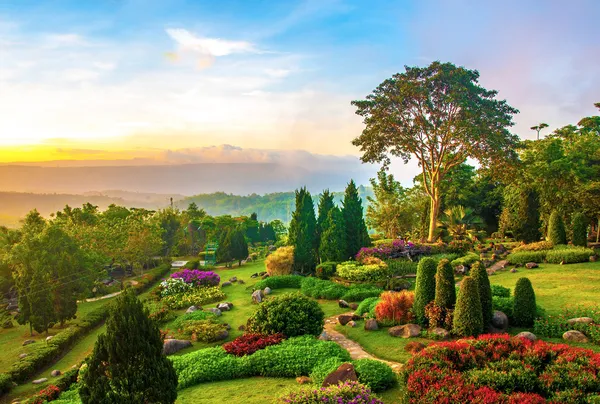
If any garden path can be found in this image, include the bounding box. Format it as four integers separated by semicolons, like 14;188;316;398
488;260;509;273
323;313;403;372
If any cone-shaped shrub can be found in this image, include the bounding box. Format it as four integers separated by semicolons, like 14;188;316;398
571;212;587;247
452;276;483;337
470;261;492;327
547;211;566;245
513;277;536;327
413;257;437;325
434;259;456;310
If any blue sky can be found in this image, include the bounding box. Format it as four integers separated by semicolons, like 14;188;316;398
0;0;598;181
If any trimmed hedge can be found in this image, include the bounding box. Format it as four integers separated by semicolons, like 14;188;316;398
571;212;587;247
385;259;418;276
512;241;553;252
471;262;492;327
253;275;304;290
452;277;483;337
506;251;547;265
545;246;594;264
434;259;456;310
513;278;537;327
547;211;567;245
0;373;11;395
413;257;437;325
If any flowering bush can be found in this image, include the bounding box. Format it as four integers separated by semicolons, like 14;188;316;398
160;278;194;297
356;239;418;261
278;381;384;404
223;333;285;356
424;301;454;330
31;385;61;404
402;334;600;403
534;305;600;344
161;286;226;309
336;261;390;282
374;291;415;326
171;269;220;287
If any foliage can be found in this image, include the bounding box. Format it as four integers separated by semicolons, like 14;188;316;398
512;241;553;252
265;246;295;276
499;185;542;243
160;278;193;297
246;293;324;337
31;384;62;404
177;319;228;342
471;262;493;327
492;296;545;325
0;373;11;395
161;286;226;309
385;259;418;276
353;359;397;392
374;291;415;326
342;180;371;258
315;261;337;280
434;259;456;310
171;310;216;330
146;300;176;324
316;190;336;252
534;305;600;344
336;261;390;282
222;333;285;357
571;212;588;247
513;278;537;327
288;188;318;274
278;380;384;404
253;275;303;290
424;301;454;330
231;228;249;266
545;246;595;264
319;207;348;263
547;211;567;245
413;257;437;325
355;297;380;317
355;239;419;261
79;289;178;404
437;206;483;241
171;269;220;287
450;253;480;268
507;251;547;265
490;284;511;298
452;277;484;337
300;277;382;302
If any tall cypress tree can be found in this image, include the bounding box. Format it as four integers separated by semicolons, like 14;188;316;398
547;210;567;245
316;190;336;255
413;257;437;325
435;259;456;310
231;228;249;266
571;212;587;247
319;207;347;262
216;230;233;267
342;180;371;259
470;261;493;327
80;289;178;404
288;187;317;274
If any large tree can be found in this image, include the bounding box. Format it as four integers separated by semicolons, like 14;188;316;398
352;61;519;241
316;190;335;251
342;180;370;258
319;207;347;262
288;187;317;274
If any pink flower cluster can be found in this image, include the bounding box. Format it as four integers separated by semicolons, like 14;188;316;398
170;269;220;287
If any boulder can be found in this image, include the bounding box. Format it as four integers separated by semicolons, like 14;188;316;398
206;308;222;316
186;305;200;314
567;317;594;325
404;341;426;354
338;300;350;308
238;325;246;331
258;271;267;276
163;339;192;355
429;327;450;339
216;330;229;341
349;303;359;310
252;289;263;304
217;303;231;312
525;262;539;269
389;324;421;338
238;279;245;285
455;265;467;275
322;363;358;387
516;331;537;341
22;340;35;346
19;353;28;359
250;273;259;278
338;314;354;326
364;319;379;331
229;277;238;283
590;255;598;262
563;330;589;343
223;323;231;330
296;376;312;384
32;378;48;385
347;321;357;327
261;274;269;280
510;268;518;273
45;336;54;343
263;287;272;295
50;370;61;377
221;281;232;287
491;311;509;330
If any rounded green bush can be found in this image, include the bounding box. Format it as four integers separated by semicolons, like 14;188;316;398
353;359;396;392
513;278;537;327
246;292;325;337
470;261;493;327
355;297;380;317
413;257;437;325
571;212;587;247
547;211;567;246
452;276;483;337
434;259;456;310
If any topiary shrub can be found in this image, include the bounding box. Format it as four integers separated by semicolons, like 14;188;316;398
506;251;547;265
547;211;567;246
374;291;415;326
386;259;418;276
434;259;456;310
470;262;492;327
315;262;337;280
413;257;437;325
513;278;537;327
452;277;483;337
571;212;587;247
353;359;396;392
246;293;324;337
265;246;295;276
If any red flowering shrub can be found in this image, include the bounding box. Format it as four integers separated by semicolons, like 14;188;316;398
374;291;415;326
402;334;600;403
32;385;61;404
223;333;285;356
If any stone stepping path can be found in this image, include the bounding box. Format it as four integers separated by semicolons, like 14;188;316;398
488;259;509;273
323;313;403;372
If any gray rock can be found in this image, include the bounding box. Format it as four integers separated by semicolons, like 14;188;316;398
364;318;378;331
525;262;539;269
238;279;245;285
221;281;232;287
206;308;222;316
455;265;467;275
250;273;259;278
590;255;598;262
50;370;61;377
347;321;357;327
216;330;229;340
567;317;594;325
263;287;272;295
516;331;537;341
22;340;35;346
563;330;589;343
338;300;350;308
229;277;238;283
389;324;421;338
252;289;263;304
163;339;192;355
510;268;518;273
186;305;200;314
319;331;330;341
223;323;231;330
338;314;354;326
32;378;48;385
491;311;509;330
19;353;28;359
430;327;450;339
217;303;231;311
238;325;246;331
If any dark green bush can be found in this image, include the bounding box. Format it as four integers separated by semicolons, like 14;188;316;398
0;373;11;395
340;285;382;302
571;213;588;247
355;297;380;317
547;211;567;246
413;257;437;325
300;277;347;300
316;262;338;279
490;285;511;298
386;259;418;276
452;277;483;337
434;259;456;310
471;262;492;327
513;278;537;327
171;347;251;388
451;253;480;268
353;359;396;392
545;246;594;264
253;275;303;290
247;293;324;337
506;251;547;265
492;296;514;319
186;260;200;270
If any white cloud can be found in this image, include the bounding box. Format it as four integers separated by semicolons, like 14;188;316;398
62;68;100;82
265;68;291;78
165;28;257;57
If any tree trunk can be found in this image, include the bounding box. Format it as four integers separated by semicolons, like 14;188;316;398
597;216;600;243
427;192;441;242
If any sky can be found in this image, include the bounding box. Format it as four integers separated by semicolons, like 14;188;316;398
0;0;599;181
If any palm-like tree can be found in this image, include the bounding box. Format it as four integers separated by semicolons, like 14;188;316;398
436;206;483;241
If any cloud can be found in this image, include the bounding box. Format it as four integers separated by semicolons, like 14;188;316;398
166;28;257;56
265;68;291;78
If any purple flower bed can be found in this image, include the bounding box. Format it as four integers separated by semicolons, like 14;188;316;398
356;239;422;261
170;269;220;287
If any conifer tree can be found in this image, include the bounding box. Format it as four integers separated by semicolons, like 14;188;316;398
319;207;347;262
513;277;537;327
571;212;587;247
470;261;493;327
434;259;456;310
547;211;567;245
342;180;371;259
216;230;233;267
231;228;249;266
316;190;335;252
453;276;484;337
413;257;437;325
80;289;178;404
288;188;317;274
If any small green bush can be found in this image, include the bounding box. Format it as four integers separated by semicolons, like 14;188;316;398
355;297;380;317
471;262;493;327
0;373;11;395
253;275;303;290
336;261;390;282
452;277;484;337
186;260;200;270
171;310;216;330
161;286;226;309
434;259;456;310
429;253;461;263
506;251;547;265
413;257;437;325
492;296;514;319
571;212;587;247
247;293;324;337
300;277;347;300
490;284;511;298
451;253;480;268
385;259;418;276
278;381;383;404
512;241;553;252
316;262;338;280
340;285;382;302
353;359;396;392
545;246;594;264
513;278;537;327
309;357;343;385
547;211;567;245
178;319;228;342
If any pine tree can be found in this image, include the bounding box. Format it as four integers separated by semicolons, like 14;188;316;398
319;207;347;262
231;228;249;266
316;190;336;253
452;276;484;337
216;230;233;267
288;188;317;274
80;289;178;404
470;261;492;327
342;180;371;259
547;211;567;245
571;212;587;247
434;259;456;310
513;277;536;327
413;257;437;325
